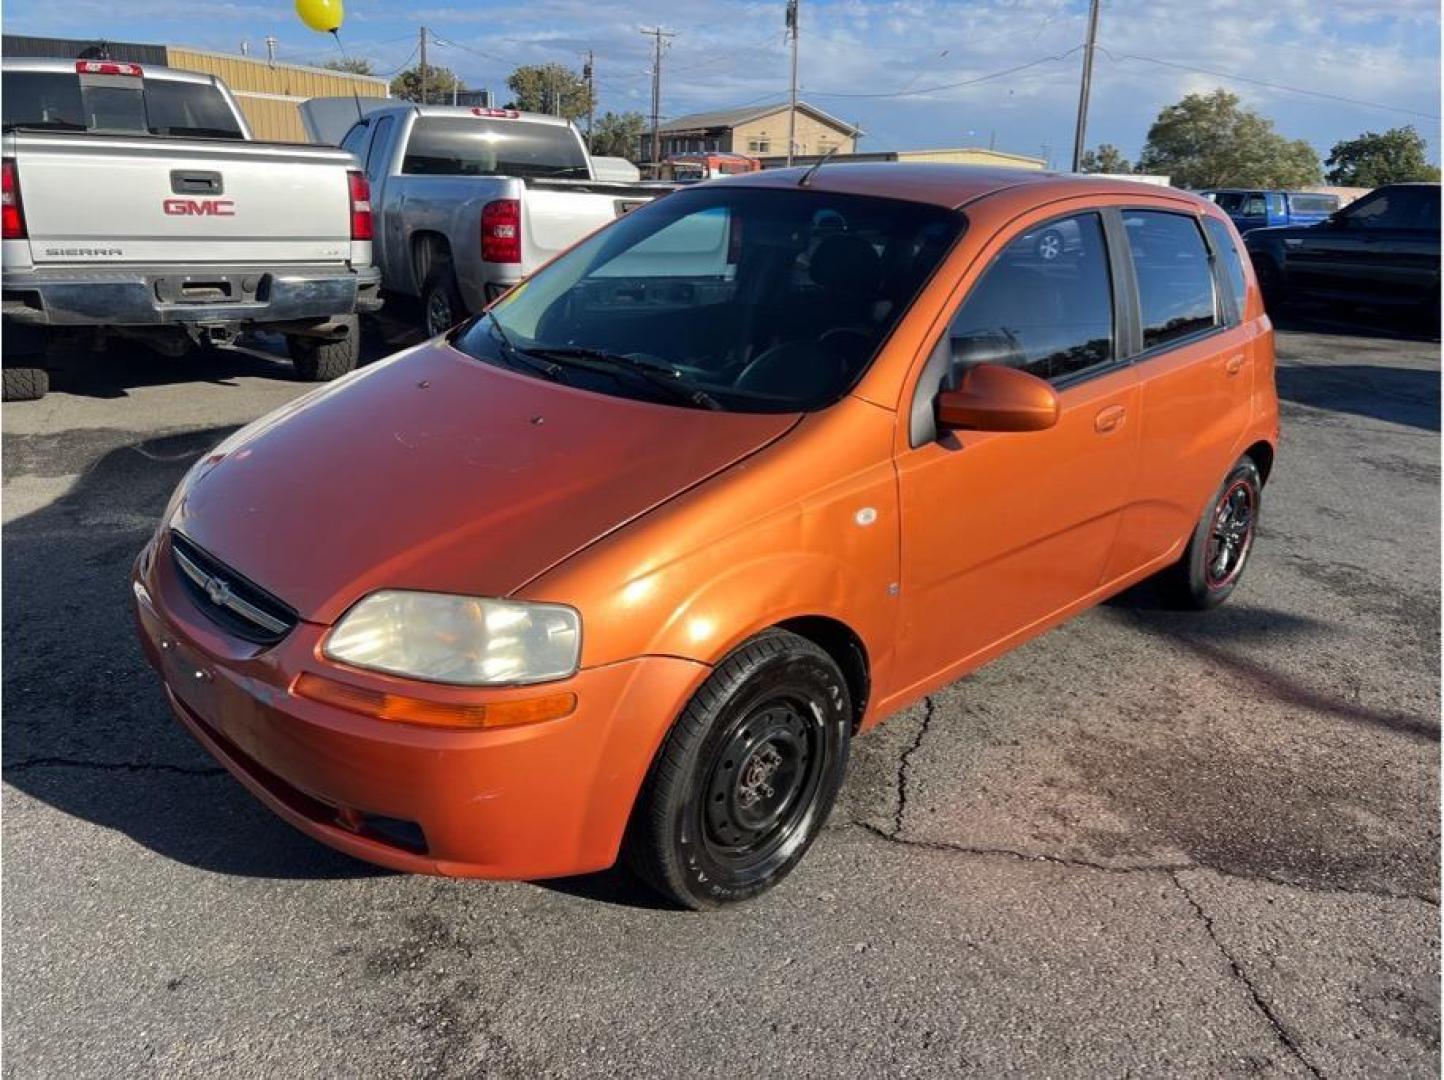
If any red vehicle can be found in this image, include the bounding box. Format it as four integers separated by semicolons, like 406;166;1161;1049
135;166;1278;908
660;152;761;183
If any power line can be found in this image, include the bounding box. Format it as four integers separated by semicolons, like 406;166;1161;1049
805;46;1083;99
1105;49;1442;120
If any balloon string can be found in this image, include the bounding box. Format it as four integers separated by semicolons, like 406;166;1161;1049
327;29;366;126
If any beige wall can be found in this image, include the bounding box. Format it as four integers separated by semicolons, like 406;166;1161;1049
166;47;389;142
893;148;1044;169
730;110;856;158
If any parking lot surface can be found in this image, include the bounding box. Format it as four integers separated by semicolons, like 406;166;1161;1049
3;317;1439;1077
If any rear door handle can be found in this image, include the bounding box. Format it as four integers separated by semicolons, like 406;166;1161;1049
1094;404;1127;434
1225;354;1247;376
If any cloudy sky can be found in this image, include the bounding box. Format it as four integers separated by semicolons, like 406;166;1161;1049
8;0;1440;167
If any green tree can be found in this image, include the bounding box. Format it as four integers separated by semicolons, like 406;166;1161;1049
322;57;375;76
505;63;592;121
390;64;466;104
1137;89;1321;189
590;111;647;160
1325;126;1441;186
1078;143;1131;174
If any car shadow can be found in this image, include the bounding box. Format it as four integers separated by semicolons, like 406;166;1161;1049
1104;582;1438;743
1274;363;1440;432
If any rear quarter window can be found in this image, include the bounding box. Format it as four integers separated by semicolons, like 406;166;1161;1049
1203;216;1247;325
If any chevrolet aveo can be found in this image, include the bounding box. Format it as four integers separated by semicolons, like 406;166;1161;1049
134;165;1278;909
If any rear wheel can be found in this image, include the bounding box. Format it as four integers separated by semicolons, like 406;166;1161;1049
1158;457;1262;610
2;365;49;401
422;264;467;338
287;315;360;382
624;629;852;909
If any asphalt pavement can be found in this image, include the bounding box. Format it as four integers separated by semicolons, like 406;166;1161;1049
3;312;1439;1077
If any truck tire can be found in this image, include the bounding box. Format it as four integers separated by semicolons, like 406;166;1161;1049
2;366;49;402
287;315;360;382
422;265;467;338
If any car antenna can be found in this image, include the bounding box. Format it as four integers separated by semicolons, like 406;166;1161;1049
797;145;843;188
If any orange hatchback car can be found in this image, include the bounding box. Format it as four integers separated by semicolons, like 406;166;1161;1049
134;166;1278;908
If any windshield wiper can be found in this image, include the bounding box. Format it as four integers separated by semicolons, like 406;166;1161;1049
3;120;87;132
483;312;565;382
521;346;723;410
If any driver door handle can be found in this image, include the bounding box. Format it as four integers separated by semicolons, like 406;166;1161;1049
1094;404;1127;434
1225;354;1247;376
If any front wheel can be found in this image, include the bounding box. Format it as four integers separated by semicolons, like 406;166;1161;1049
1158;457;1262;610
624;629;852;909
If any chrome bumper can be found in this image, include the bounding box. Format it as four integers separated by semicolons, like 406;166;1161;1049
2;264;383;327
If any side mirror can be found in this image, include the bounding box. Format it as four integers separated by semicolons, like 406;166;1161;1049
936;363;1060;433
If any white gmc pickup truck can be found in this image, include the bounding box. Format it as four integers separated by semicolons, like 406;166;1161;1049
1;58;382;400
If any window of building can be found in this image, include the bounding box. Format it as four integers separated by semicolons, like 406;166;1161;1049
1123;211;1219;351
748;138;770;153
946;212;1115;383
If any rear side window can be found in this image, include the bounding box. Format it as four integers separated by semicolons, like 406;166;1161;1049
947;211;1114;383
402;117;589;179
1;70;242;138
1124;211;1218;351
1203;216;1247;325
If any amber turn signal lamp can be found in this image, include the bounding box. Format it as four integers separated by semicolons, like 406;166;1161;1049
293;672;576;730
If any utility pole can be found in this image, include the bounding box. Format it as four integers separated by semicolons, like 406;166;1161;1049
641;27;674;178
583;50;595;149
1070;0;1100;172
785;0;800;166
452;73;458;106
418;25;429;106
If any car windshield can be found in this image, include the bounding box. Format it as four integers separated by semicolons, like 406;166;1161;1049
454;186;966;413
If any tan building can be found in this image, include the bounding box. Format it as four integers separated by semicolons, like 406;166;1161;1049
654;101;861;163
162;48;389;142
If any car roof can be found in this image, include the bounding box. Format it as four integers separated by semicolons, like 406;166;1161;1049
713;163;1199;210
2;56;216;85
381;103;576;128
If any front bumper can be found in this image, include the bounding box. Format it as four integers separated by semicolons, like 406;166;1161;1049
132;540;707;879
4;263;383;328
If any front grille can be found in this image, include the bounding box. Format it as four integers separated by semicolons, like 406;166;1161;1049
169;531;297;646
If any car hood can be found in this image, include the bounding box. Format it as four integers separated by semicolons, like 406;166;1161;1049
171;341;799;624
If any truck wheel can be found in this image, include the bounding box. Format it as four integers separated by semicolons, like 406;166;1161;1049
623;629;852;910
422;265;467;338
2;366;49;402
287;316;360;382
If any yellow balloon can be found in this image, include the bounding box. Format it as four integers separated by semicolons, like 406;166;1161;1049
295;0;344;33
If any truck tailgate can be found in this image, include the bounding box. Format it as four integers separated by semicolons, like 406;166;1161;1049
13;132;354;265
522;181;666;267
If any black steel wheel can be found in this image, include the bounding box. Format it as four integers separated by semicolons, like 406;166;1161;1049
422;264;466;338
624;629;852;909
1158;456;1263;610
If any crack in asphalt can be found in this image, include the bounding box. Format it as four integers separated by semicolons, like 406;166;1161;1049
4;757;226;778
889;695;935;838
1169;871;1325;1079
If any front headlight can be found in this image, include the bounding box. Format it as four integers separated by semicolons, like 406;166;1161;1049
324;591;581;686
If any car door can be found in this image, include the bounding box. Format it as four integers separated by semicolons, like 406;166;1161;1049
1346;186;1440;304
1108;209;1256;574
1236;192;1270;234
891;207;1142;693
362;114;397;274
1285;188;1398;298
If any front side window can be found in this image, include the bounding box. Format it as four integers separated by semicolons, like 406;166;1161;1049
1203;216;1246;325
1243;195;1267;217
1342;187;1437;230
455;187;966;412
402;117;589;179
1124;211;1218;351
946;212;1114;383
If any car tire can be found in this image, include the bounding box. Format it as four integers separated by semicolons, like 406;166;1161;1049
287;315;360;382
1157;457;1263;610
2;365;49;402
1254;260;1287;311
624;628;852;910
422;264;467;338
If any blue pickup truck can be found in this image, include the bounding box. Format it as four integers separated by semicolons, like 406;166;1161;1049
1199;189;1341;233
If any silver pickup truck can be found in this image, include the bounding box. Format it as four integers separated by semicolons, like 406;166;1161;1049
305;101;672;336
2;58;381;400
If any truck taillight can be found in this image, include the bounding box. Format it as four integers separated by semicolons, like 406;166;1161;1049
481;199;521;264
2;159;25;240
75;60;143;76
348;170;373;241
